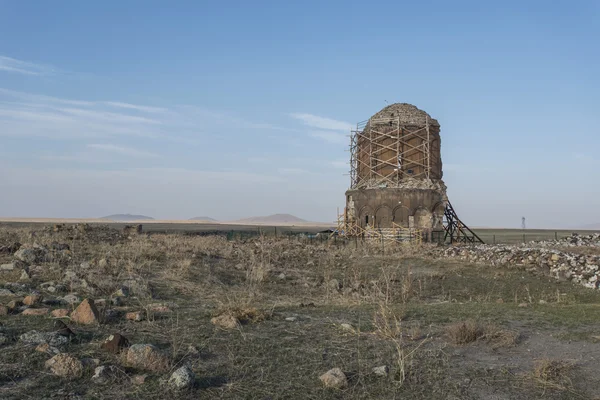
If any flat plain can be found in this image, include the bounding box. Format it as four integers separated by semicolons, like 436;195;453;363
1;223;600;399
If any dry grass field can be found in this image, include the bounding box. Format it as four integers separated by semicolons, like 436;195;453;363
1;224;600;399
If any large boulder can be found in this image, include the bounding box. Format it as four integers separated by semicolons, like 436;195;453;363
319;368;348;389
45;354;83;378
168;365;195;390
125;344;169;372
101;333;129;354
70;299;100;325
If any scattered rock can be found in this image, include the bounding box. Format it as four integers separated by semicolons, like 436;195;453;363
92;365;119;384
45;353;83;378
19;270;31;281
131;374;147;385
101;333;129;354
14;245;49;264
51;309;70;318
327;279;341;291
168;365;195;390
372;365;389;377
339;323;355;332
23;294;41;306
125;311;145;322
62;294;81;305
277;273;286;280
51;242;70;251
35;343;60;355
210;314;239;329
20;330;69;347
125;344;169;372
22;308;49;316
285;316;298;322
0;288;16;296
45;286;57;293
7;299;23;312
111;297;124;306
70;299;100;325
81;358;101;369
113;286;130;297
518;303;529;308
319;368;348;389
440;235;600;290
53;320;75;338
0;242;20;254
104;309;120;322
0;263;17;271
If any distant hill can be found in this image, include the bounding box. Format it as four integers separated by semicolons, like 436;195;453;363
577;223;600;230
232;213;308;225
189;217;217;222
101;214;155;221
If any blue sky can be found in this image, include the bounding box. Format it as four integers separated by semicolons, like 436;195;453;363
0;0;598;228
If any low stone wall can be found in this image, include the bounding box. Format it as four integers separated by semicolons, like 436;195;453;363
440;234;600;289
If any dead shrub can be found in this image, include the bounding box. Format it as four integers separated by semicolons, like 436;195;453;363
481;324;520;348
447;320;482;344
532;359;575;388
447;320;519;348
213;307;268;327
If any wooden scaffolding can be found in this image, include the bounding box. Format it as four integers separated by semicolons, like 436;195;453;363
349;116;434;189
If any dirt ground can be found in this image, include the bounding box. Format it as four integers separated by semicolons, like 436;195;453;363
1;224;600;399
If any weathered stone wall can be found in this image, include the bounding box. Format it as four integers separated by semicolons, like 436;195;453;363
345;187;446;230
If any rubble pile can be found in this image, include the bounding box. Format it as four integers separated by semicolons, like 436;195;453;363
532;232;600;248
442;243;600;289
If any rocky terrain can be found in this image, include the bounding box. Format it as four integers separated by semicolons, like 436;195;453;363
441;233;600;289
1;224;600;399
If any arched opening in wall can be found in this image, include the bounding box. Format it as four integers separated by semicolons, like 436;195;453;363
414;207;433;229
375;206;392;228
393;206;410;228
359;207;373;229
431;201;446;230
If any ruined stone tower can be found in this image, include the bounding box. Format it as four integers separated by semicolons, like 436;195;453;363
345;103;447;238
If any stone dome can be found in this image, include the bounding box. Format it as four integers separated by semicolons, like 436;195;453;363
368;103;439;127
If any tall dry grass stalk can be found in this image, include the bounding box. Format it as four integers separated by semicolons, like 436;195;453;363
372;302;428;386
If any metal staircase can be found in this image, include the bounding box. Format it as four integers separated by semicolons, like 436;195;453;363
443;200;485;244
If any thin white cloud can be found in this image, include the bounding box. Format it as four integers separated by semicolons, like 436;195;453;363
0;88;93;107
103;101;168;114
87;144;159;158
290;113;352;131
0;88;284;143
309;130;348;144
59;107;161;125
0;56;56;76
